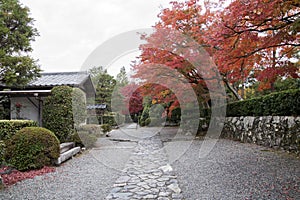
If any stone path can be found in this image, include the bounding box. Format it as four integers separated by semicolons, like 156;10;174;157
106;136;183;200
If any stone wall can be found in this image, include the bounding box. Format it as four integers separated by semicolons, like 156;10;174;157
222;116;300;154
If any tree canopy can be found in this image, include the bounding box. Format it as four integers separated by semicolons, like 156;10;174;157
111;67;129;115
130;0;299;114
0;0;40;86
116;66;129;87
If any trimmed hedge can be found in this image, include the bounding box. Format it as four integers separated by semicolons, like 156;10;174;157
5;127;60;171
97;115;117;126
0;140;5;164
226;89;300;117
0;120;37;141
72;88;87;126
43;86;74;142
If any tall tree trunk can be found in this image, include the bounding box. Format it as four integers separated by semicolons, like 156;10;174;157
224;79;243;101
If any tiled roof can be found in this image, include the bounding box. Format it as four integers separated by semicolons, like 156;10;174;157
28;72;89;87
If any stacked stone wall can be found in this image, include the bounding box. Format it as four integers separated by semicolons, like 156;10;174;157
222;116;300;154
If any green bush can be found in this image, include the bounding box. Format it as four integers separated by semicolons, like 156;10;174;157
139;105;150;126
0;96;10;119
226;89;300;117
144;118;151;126
0;140;5;165
0;120;37;141
5;127;60;171
114;113;125;125
101;124;112;134
43;86;75;142
72;88;87;126
100;115;118;126
77;124;102;137
147;117;162;127
169;107;181;123
70;131;97;149
139;120;145;127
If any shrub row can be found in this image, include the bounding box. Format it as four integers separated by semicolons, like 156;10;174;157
0;140;5;164
226;89;300;117
0;120;37;141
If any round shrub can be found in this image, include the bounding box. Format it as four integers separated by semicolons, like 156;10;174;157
139;120;145;127
77;124;102;137
97;115;117;127
5;127;60;171
101;124;112;134
148;117;162;127
70;131;97;149
144;118;151;126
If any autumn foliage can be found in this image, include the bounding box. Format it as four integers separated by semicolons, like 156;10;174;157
207;0;299;92
122;0;299;116
0;166;55;186
120;83;144;115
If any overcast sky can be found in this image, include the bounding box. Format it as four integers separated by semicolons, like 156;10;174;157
19;0;174;75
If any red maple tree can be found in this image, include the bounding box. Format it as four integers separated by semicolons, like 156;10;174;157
132;0;299;104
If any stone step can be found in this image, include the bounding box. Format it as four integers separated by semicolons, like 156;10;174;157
55;147;81;165
60;142;75;154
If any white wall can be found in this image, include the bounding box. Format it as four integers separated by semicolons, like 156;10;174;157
10;97;40;122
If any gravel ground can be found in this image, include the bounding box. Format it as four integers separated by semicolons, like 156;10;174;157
0;143;130;199
0;125;299;199
170;138;300;199
0;124;139;200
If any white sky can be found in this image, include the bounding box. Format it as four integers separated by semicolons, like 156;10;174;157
19;0;174;76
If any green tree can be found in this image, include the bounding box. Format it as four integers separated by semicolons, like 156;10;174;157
0;0;40;86
245;77;300;99
116;66;129;87
112;67;128;110
89;66;116;111
112;67;128;124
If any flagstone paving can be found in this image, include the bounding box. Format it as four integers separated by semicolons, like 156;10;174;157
106;136;183;200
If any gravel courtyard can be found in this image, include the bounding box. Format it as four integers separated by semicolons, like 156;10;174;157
0;125;299;199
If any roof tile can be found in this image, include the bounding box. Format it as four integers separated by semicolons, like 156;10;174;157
29;72;89;87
